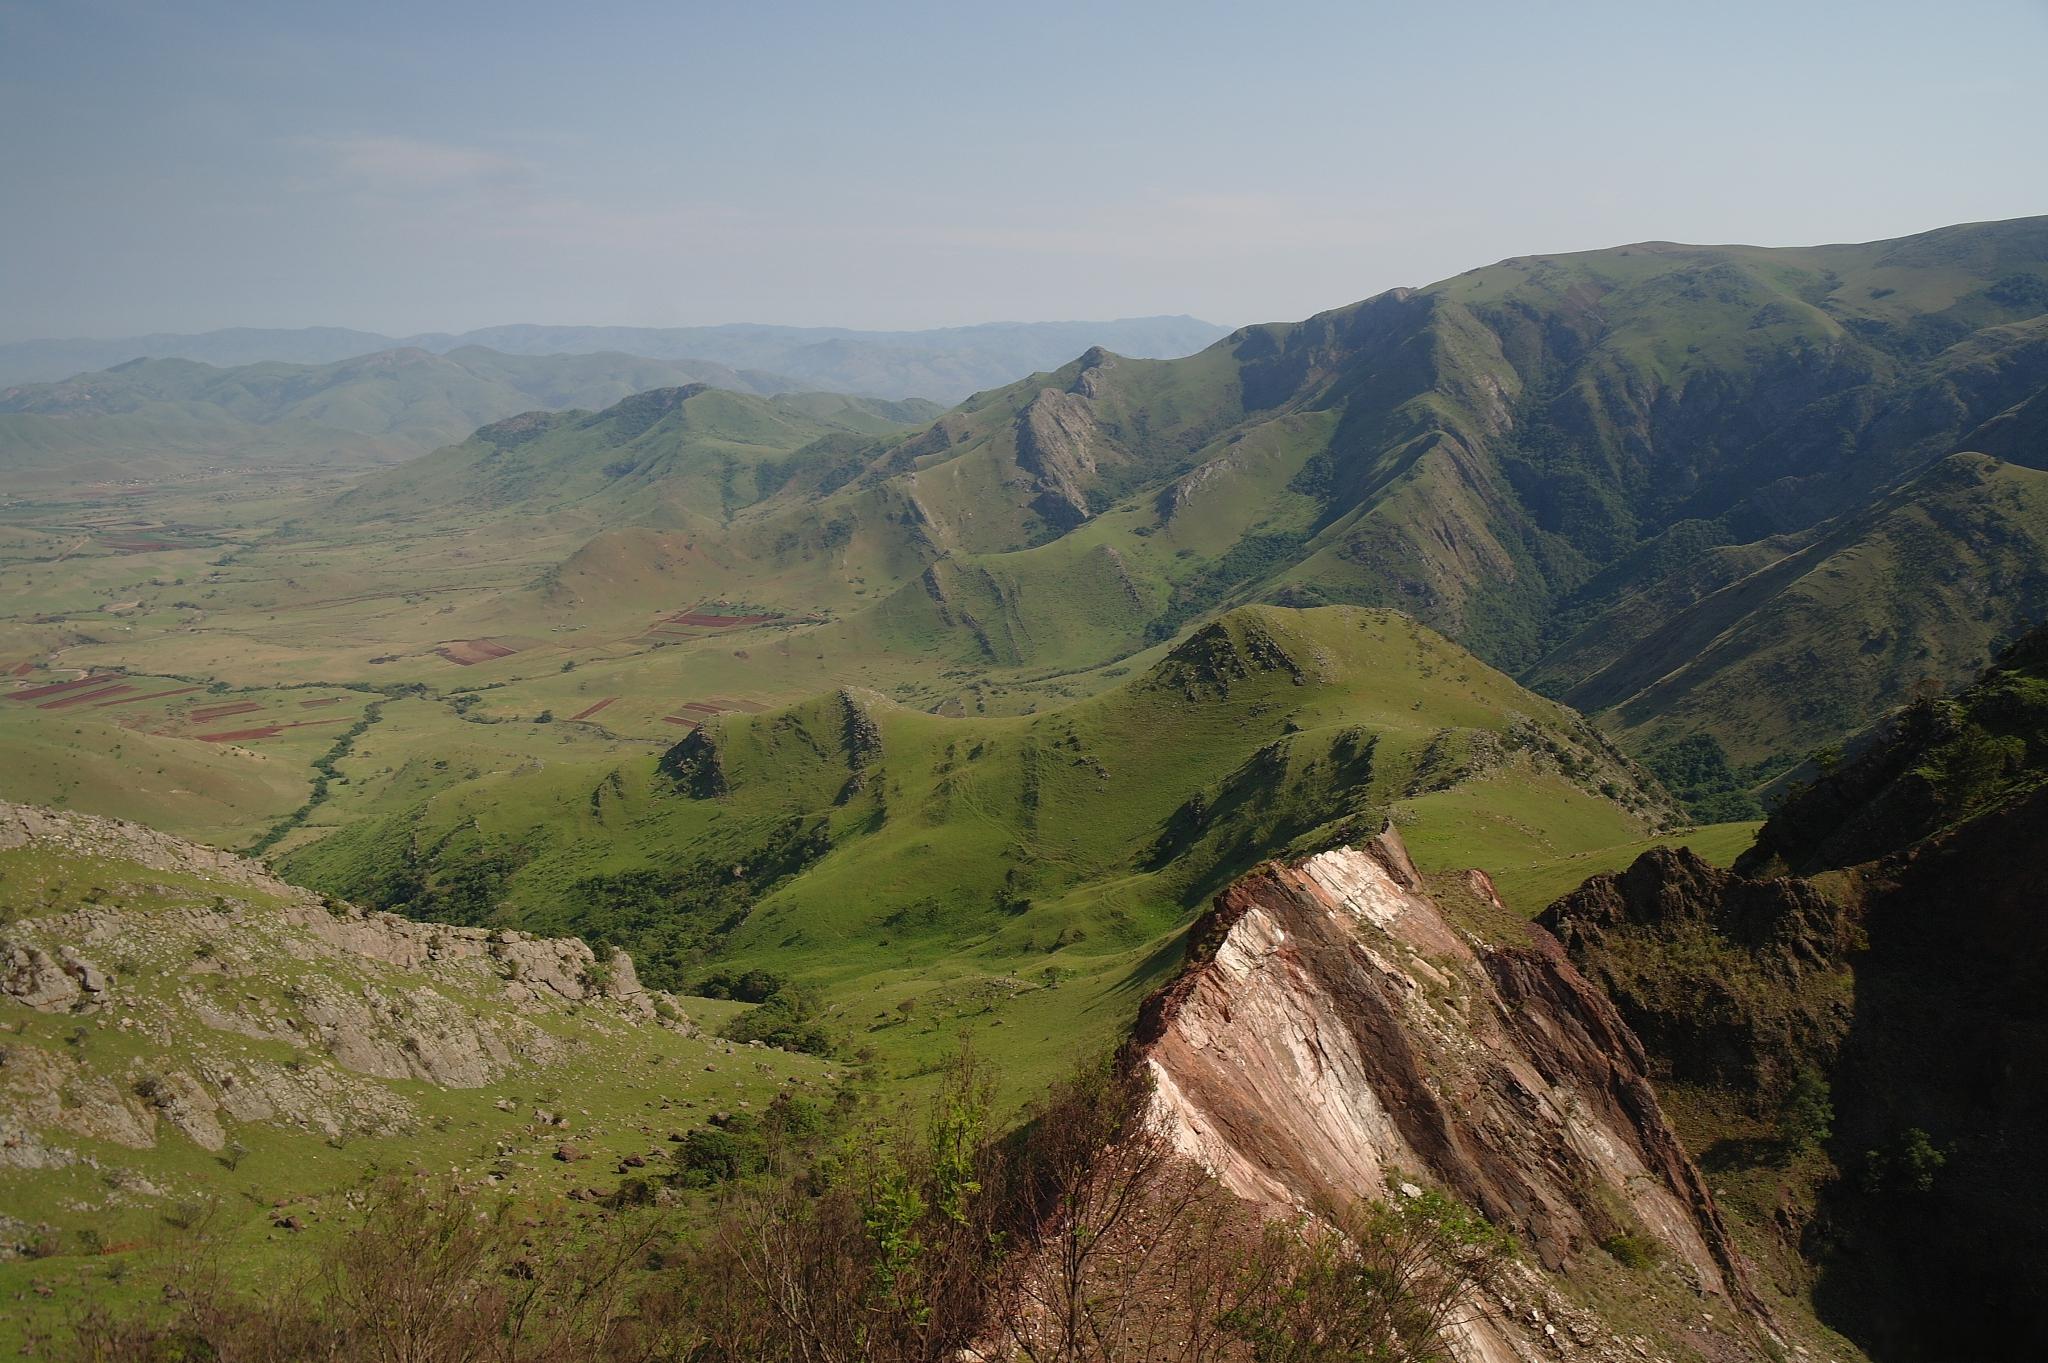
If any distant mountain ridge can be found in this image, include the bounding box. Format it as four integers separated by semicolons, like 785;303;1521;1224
0;345;828;487
0;316;1230;401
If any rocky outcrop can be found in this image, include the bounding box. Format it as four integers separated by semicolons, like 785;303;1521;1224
0;801;683;1162
0;801;290;892
1;942;110;1011
1013;388;1103;531
1145;615;1307;700
1131;831;1774;1358
1540;848;1856;1105
658;726;730;798
1155;454;1238;522
835;688;884;802
1547;786;2048;1361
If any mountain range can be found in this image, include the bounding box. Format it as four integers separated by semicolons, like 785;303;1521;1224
0;345;952;493
0;346;817;488
305;216;2048;794
0;316;1231;401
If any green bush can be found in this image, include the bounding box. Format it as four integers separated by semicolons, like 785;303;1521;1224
720;985;835;1056
1601;1232;1660;1270
1777;1066;1834;1151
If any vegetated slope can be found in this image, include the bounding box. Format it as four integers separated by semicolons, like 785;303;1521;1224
278;606;1676;1087
1540;449;2048;766
486;217;2048;794
0;799;826;1342
324;384;940;531
1126;829;1794;1362
1539;624;2048;1359
0;317;1232;401
0;346;790;489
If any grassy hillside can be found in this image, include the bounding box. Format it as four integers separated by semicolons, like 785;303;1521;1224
276;606;1703;1093
3;219;2042;1009
0;802;829;1353
251;217;2048;795
325;384;939;531
1546;451;2048;766
17;221;2041;819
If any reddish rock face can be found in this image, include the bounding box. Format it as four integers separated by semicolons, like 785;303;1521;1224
1130;831;1766;1321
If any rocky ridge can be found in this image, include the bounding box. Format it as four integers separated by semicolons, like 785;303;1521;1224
1129;828;1781;1363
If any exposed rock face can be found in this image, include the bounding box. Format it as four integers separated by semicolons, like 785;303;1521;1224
835;688;884;802
1014;387;1104;531
1145;615;1306;700
1155;444;1243;522
658;726;729;798
0;801;289;891
1131;832;1773;1357
2;943;110;1011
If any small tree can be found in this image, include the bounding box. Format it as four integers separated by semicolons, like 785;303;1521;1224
1778;1066;1834;1151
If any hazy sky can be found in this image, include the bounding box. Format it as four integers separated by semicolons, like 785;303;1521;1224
4;0;2045;340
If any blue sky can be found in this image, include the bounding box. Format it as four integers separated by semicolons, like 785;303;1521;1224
3;0;2044;339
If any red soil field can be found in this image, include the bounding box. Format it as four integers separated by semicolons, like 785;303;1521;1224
567;697;618;721
664;612;775;629
705;696;769;713
7;675;114;702
94;685;204;709
678;701;725;716
300;697;343;708
187;702;263;723
195;718;347;743
8;662;34;677
661;716;699;728
435;640;520;666
40;685;134;710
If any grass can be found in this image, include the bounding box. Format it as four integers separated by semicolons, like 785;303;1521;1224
1480;819;1760;915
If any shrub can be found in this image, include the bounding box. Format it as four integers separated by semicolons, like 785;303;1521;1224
1777;1066;1834;1151
1601;1231;1661;1270
719;985;835;1056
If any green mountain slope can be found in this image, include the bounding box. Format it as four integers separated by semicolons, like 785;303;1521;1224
324;384;942;532
463;216;2048;785
1541;451;2048;766
278;605;1681;1088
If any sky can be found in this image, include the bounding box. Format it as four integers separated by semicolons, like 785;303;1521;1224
3;0;2045;341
